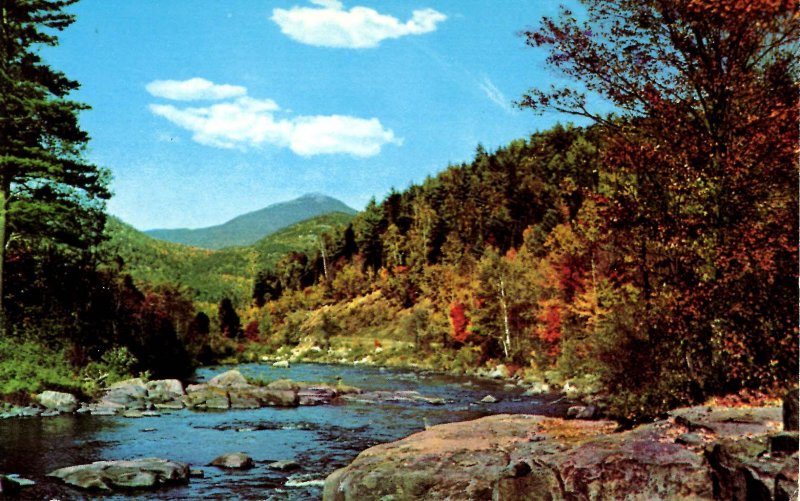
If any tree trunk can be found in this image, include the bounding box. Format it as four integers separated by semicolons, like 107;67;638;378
499;278;511;359
318;236;329;281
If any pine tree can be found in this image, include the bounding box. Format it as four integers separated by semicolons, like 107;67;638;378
0;0;110;320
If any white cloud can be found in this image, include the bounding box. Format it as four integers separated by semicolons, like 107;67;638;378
146;78;247;101
271;1;446;48
148;80;401;157
291;115;401;157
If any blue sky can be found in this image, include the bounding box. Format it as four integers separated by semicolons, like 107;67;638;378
44;0;593;230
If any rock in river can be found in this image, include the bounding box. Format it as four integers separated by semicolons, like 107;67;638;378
207;369;249;387
36;390;78;413
209;453;254;469
48;458;189;491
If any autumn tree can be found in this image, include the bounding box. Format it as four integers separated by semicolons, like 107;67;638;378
523;0;799;408
0;0;110;321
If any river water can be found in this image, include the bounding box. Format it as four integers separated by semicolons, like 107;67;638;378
0;363;568;500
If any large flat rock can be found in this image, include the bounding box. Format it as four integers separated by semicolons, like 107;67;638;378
48;458;189;491
324;406;795;501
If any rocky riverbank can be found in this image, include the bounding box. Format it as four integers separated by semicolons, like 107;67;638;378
324;404;799;500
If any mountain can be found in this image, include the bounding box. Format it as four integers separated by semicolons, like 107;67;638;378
145;193;357;249
104;211;355;306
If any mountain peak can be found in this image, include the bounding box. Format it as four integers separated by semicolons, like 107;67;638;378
145;194;357;249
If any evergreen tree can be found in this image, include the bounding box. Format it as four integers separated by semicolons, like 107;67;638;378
217;298;241;339
0;0;110;319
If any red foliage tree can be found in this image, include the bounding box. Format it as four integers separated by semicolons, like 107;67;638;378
244;320;260;342
523;0;799;402
449;302;470;343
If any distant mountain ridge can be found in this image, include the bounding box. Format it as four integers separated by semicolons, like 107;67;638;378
145;193;357;249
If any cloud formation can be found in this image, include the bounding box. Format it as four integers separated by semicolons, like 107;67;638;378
148;79;401;157
271;1;446;48
146;78;247;101
479;77;512;113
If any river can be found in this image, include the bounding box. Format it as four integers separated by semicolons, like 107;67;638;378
0;363;569;500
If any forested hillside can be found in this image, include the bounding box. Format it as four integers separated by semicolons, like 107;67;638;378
105;212;354;307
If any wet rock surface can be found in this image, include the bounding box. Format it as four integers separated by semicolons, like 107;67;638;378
36;391;79;413
324;405;798;501
48;458;189;491
209;452;254;470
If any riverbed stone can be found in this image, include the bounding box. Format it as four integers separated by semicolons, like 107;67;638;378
774;453;798;501
567;405;597;419
267;379;303;392
298;386;337;406
268;460;301;471
184;384;230;410
146;379;184;403
272;360;290;368
488;364;510;379
209;453;254;469
770;432;799;455
48;458;189;491
207;369;248;387
37;390;79;413
102;378;148;409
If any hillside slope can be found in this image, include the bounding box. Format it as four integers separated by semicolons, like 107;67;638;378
104;211;354;306
145;193;357;249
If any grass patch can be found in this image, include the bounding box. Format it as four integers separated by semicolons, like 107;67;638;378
0;338;81;400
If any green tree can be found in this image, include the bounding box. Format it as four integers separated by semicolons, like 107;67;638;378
0;0;110;319
217;298;241;339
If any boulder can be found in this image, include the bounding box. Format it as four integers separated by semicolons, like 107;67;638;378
774;453;798;501
79;402;125;416
2;406;41;418
268;460;301;471
298;386;337;406
480;395;498;403
770;432;799;456
488;364;510;379
146;379;184;403
184;384;230;410
272;360;290;368
523;382;551;396
267;379;303;392
48;458;189;491
102;378;148;410
324;414;714;501
567;405;597;419
207;369;248;388
705;436;788;501
324;406;792;501
37;390;79;413
209;453;254;469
